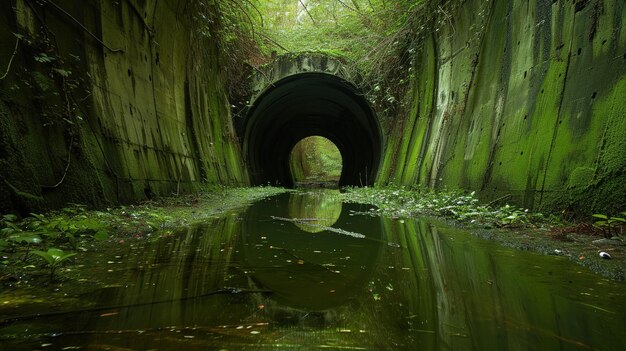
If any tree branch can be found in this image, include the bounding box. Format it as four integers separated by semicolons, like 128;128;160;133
298;0;317;25
0;36;20;80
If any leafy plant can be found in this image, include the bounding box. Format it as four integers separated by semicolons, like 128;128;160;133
34;52;55;63
592;212;626;238
340;186;547;228
27;212;108;246
7;233;42;261
0;214;20;235
32;248;76;279
146;212;173;230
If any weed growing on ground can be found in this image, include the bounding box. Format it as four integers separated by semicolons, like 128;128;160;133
339;186;555;228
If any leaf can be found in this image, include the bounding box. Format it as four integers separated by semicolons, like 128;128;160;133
2;214;18;222
34;53;55;63
52;68;71;77
1;227;16;236
33;248;76;266
592;214;608;220
94;230;109;241
8;233;42;245
32;250;54;265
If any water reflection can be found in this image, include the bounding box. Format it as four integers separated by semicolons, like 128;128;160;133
240;191;383;310
1;191;625;351
287;190;343;232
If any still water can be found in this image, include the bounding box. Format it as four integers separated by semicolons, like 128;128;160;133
1;191;625;350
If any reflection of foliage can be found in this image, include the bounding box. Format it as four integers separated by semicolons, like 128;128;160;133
290;136;342;183
288;191;342;233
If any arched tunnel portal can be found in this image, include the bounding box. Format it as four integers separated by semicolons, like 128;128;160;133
244;72;381;187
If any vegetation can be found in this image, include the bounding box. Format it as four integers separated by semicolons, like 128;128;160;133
0;186;287;284
213;0;445;120
592;213;626;239
339;186;556;229
289;136;343;184
31;248;76;279
253;0;426;66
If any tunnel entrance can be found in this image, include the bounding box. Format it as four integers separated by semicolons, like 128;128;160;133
244;72;381;187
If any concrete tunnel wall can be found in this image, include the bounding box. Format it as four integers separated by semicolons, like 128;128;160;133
0;0;248;213
378;0;626;215
243;71;381;187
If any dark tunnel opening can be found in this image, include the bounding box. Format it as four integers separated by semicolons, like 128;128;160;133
243;73;382;187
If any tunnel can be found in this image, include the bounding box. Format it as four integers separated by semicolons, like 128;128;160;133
243;72;382;187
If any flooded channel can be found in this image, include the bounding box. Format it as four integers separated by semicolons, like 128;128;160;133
1;191;625;350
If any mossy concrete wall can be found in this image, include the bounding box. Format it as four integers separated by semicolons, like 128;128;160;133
380;0;625;215
0;0;248;213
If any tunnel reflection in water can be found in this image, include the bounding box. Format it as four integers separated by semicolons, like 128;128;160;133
244;73;381;187
2;191;626;350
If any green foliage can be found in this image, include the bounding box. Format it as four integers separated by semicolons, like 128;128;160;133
247;0;442;123
0;205;108;262
0;214;19;235
7;233;42;245
592;212;626;238
190;0;264;99
253;0;424;62
33;53;55;63
290;136;342;183
32;248;76;278
341;186;549;228
26;211;109;247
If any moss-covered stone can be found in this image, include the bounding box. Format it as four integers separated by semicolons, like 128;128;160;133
0;0;248;213
380;0;626;216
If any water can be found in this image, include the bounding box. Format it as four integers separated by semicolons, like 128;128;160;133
1;190;625;350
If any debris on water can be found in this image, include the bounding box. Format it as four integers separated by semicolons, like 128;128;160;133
599;252;612;259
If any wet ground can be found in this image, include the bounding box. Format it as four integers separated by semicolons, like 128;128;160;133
1;190;625;350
